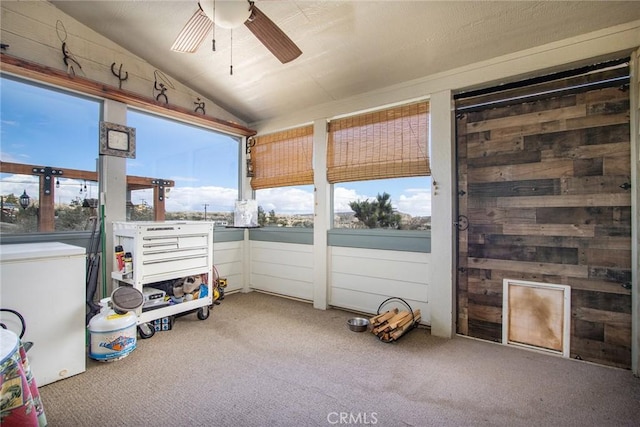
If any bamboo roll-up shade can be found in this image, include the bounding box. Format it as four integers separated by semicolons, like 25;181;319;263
327;101;430;183
250;125;314;190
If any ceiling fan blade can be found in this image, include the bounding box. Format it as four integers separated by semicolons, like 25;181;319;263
171;7;213;53
244;4;302;64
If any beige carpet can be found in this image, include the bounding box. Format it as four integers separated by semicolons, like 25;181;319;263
39;291;640;426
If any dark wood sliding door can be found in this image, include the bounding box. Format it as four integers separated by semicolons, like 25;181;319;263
455;63;632;368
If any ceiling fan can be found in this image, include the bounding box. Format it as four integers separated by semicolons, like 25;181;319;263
171;0;302;64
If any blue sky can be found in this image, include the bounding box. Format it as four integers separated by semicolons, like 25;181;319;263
1;76;431;216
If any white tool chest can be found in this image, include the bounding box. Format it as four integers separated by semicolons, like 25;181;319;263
111;221;214;326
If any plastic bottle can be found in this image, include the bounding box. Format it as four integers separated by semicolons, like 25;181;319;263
115;245;125;272
124;252;133;278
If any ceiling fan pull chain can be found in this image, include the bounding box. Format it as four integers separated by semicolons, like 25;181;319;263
230;29;233;75
212;0;216;51
211;22;216;51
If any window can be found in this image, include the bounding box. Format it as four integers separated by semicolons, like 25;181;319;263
255;185;314;227
328;101;431;230
0;76;101;233
334;177;431;230
126;110;239;225
250;125;314;227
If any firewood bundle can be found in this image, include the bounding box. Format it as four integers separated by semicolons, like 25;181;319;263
369;307;421;342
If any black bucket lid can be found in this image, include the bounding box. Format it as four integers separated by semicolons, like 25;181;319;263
111;286;144;313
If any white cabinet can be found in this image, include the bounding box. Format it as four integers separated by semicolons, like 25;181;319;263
111;221;214;326
0;242;86;386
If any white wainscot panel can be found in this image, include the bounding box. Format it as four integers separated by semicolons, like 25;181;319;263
330;247;430;324
331;288;430;326
214;241;244;292
250;241;313;301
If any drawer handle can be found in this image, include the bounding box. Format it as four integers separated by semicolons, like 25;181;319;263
143;233;208;241
142;246;208;256
143;242;179;249
142;254;208;265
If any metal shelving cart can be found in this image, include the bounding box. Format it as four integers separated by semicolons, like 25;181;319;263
111;221;214;338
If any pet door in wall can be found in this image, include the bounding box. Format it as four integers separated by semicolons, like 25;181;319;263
502;279;570;357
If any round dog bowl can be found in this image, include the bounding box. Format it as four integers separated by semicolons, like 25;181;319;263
347;317;370;332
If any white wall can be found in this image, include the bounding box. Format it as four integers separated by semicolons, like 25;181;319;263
213;241;244;294
249;241;314;301
428;90;455;337
244;241;431;325
330;247;430;324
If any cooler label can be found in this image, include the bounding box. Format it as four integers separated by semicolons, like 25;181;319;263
99;335;135;352
89;331;136;361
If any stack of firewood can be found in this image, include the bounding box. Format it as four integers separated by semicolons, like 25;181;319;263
369;307;421;342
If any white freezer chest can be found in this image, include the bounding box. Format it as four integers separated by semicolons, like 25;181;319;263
0;242;86;386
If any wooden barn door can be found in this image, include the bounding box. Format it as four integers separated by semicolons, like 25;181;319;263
455;61;633;368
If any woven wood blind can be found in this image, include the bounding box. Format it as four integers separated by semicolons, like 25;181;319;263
327;101;430;183
250;125;314;190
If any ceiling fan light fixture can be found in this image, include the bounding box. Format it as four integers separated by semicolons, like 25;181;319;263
172;0;302;63
200;0;251;29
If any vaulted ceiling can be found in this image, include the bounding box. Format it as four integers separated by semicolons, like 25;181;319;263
49;1;640;126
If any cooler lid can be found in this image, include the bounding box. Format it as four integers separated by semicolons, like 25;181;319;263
0;242;86;261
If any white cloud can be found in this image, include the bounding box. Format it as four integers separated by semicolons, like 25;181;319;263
397;191;432;217
0;151;29;163
151;185;238;212
333;186;374;213
128;186;234;213
169;176;200;183
404;187;430;193
0;174;38;195
256;187;314;214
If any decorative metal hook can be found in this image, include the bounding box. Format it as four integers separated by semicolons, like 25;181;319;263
62;42;82;77
154;82;168;104
454;215;469;231
111;62;128;89
194;98;206;115
245;138;256;177
56;21;82;77
246;138;256;155
246;158;254;178
153;70;173;104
